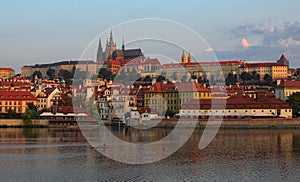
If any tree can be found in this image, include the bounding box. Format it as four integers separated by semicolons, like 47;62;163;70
27;102;38;112
6;109;19;119
240;71;252;82
165;109;176;118
287;92;300;117
156;75;166;82
30;71;42;82
22;102;38;124
263;74;272;84
98;68;114;80
226;73;237;85
251;71;260;81
46;68;56;79
143;75;152;82
58;69;73;80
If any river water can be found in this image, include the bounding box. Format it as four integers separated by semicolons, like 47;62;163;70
0;127;300;181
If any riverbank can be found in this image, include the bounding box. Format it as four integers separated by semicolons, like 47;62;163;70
1;118;300;129
0;119;49;128
154;118;300;129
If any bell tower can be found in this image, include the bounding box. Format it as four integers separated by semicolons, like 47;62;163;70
181;50;187;63
188;51;192;63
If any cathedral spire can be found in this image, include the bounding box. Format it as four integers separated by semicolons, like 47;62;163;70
109;30;115;46
122;36;125;51
96;37;104;62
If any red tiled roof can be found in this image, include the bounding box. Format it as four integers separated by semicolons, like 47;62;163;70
162;60;244;67
277;80;300;88
0;68;14;71
242;62;286;67
147;82;178;93
279;54;288;61
103;61;121;65
0;81;32;87
146;82;210;93
0;90;37;101
182;93;290;110
176;82;210;92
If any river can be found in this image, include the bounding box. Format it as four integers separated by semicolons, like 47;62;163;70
0;127;300;181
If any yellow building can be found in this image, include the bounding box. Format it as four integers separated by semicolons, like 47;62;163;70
239;63;288;80
0;68;15;79
275;80;300;100
144;81;211;116
180;91;292;119
0;90;37;114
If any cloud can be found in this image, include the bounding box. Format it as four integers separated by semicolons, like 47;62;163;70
231;20;300;47
216;20;300;67
204;47;214;52
241;38;252;48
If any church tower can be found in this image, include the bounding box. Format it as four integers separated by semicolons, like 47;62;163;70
105;30;116;60
96;37;104;63
181;50;187;63
277;54;289;69
122;36;125;51
188;51;192;63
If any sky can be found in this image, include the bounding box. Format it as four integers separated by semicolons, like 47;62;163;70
1;0;300;73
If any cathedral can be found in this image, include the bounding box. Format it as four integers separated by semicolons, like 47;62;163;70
96;31;143;63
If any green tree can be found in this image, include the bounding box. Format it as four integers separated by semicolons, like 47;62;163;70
46;68;56;79
251;71;260;81
6;109;19;119
165;109;176;118
240;71;252;82
58;69;73;80
226;73;237;86
263;74;273;84
21;102;38;124
287;92;300;117
98;68;114;80
30;71;42;82
143;75;152;82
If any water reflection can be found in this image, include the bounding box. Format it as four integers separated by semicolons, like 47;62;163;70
0;128;300;181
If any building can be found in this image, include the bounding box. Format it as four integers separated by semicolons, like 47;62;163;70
96;33;161;77
275;80;300;100
159;51;245;82
0;77;33;91
0;68;15;79
120;57;161;76
277;54;289;68
0;90;37;114
239;62;288;81
144;81;211;115
180;90;292;118
36;87;61;110
21;60;97;78
102;60;121;75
